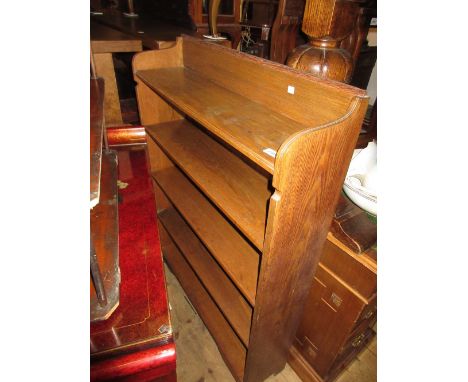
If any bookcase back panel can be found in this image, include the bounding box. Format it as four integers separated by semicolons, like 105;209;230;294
182;36;366;127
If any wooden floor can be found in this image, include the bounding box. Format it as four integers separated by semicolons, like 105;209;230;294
164;264;377;382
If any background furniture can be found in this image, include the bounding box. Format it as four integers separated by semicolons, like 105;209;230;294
287;0;376;83
192;0;242;45
91;22;143;126
91;8;195;49
239;0;306;62
90;127;176;382
288;196;377;381
132;35;368;381
285;3;377;376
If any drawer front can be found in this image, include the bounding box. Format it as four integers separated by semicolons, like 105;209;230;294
294;264;368;376
321;239;377;299
351;295;377;332
327;328;375;381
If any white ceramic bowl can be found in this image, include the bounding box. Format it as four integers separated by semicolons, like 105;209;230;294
343;142;377;216
343;181;377;216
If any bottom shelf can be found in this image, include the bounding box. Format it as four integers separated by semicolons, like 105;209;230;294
159;223;247;382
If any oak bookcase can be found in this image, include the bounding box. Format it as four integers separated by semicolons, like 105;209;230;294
132;35;368;382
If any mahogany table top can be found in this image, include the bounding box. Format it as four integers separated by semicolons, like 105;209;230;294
91;146;173;361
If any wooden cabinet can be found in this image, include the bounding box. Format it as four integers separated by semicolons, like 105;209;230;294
289;235;377;381
132;35;368;382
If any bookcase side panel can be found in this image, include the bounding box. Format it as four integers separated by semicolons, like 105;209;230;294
133;40;184;126
244;97;368;382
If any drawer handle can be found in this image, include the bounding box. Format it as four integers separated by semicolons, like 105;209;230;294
363;310;374;319
352;333;365;348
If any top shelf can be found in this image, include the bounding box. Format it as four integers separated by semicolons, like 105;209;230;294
136;67;308;174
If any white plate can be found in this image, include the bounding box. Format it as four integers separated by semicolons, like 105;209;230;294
343;141;377;216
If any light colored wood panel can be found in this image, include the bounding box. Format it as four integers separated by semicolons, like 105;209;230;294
182;36;366;126
137;67;306;173
135;81;184;126
132;42;183;71
91;39;142;53
145;137;174;174
160;225;247;382
132;43;184;126
146;120;270;250
93;52;123;126
152;166;259;305
90;21;143;53
245;98;368;382
151;179;172;212
159;208;252;346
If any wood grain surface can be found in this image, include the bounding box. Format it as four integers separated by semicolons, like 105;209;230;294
151;165;260;305
136;67;303;173
160;224;247;381
245;97;368;381
146;120;271;249
91;21;143;53
159;208;253;346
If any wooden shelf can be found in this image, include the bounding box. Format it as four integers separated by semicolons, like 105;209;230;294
152;165;259;305
159;208;252;346
160;224;247;382
136;67;308;174
146;120;270;251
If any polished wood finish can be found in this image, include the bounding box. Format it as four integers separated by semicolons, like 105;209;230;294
91;144;176;381
91;21;143;53
287;0;364;83
91;344;176;382
287;38;353;82
90;149;120;322
133;35;368;382
90;77;120;322
106;125;146;146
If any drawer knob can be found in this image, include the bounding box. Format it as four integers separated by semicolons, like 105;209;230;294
352;333;365;348
364;310;374;319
